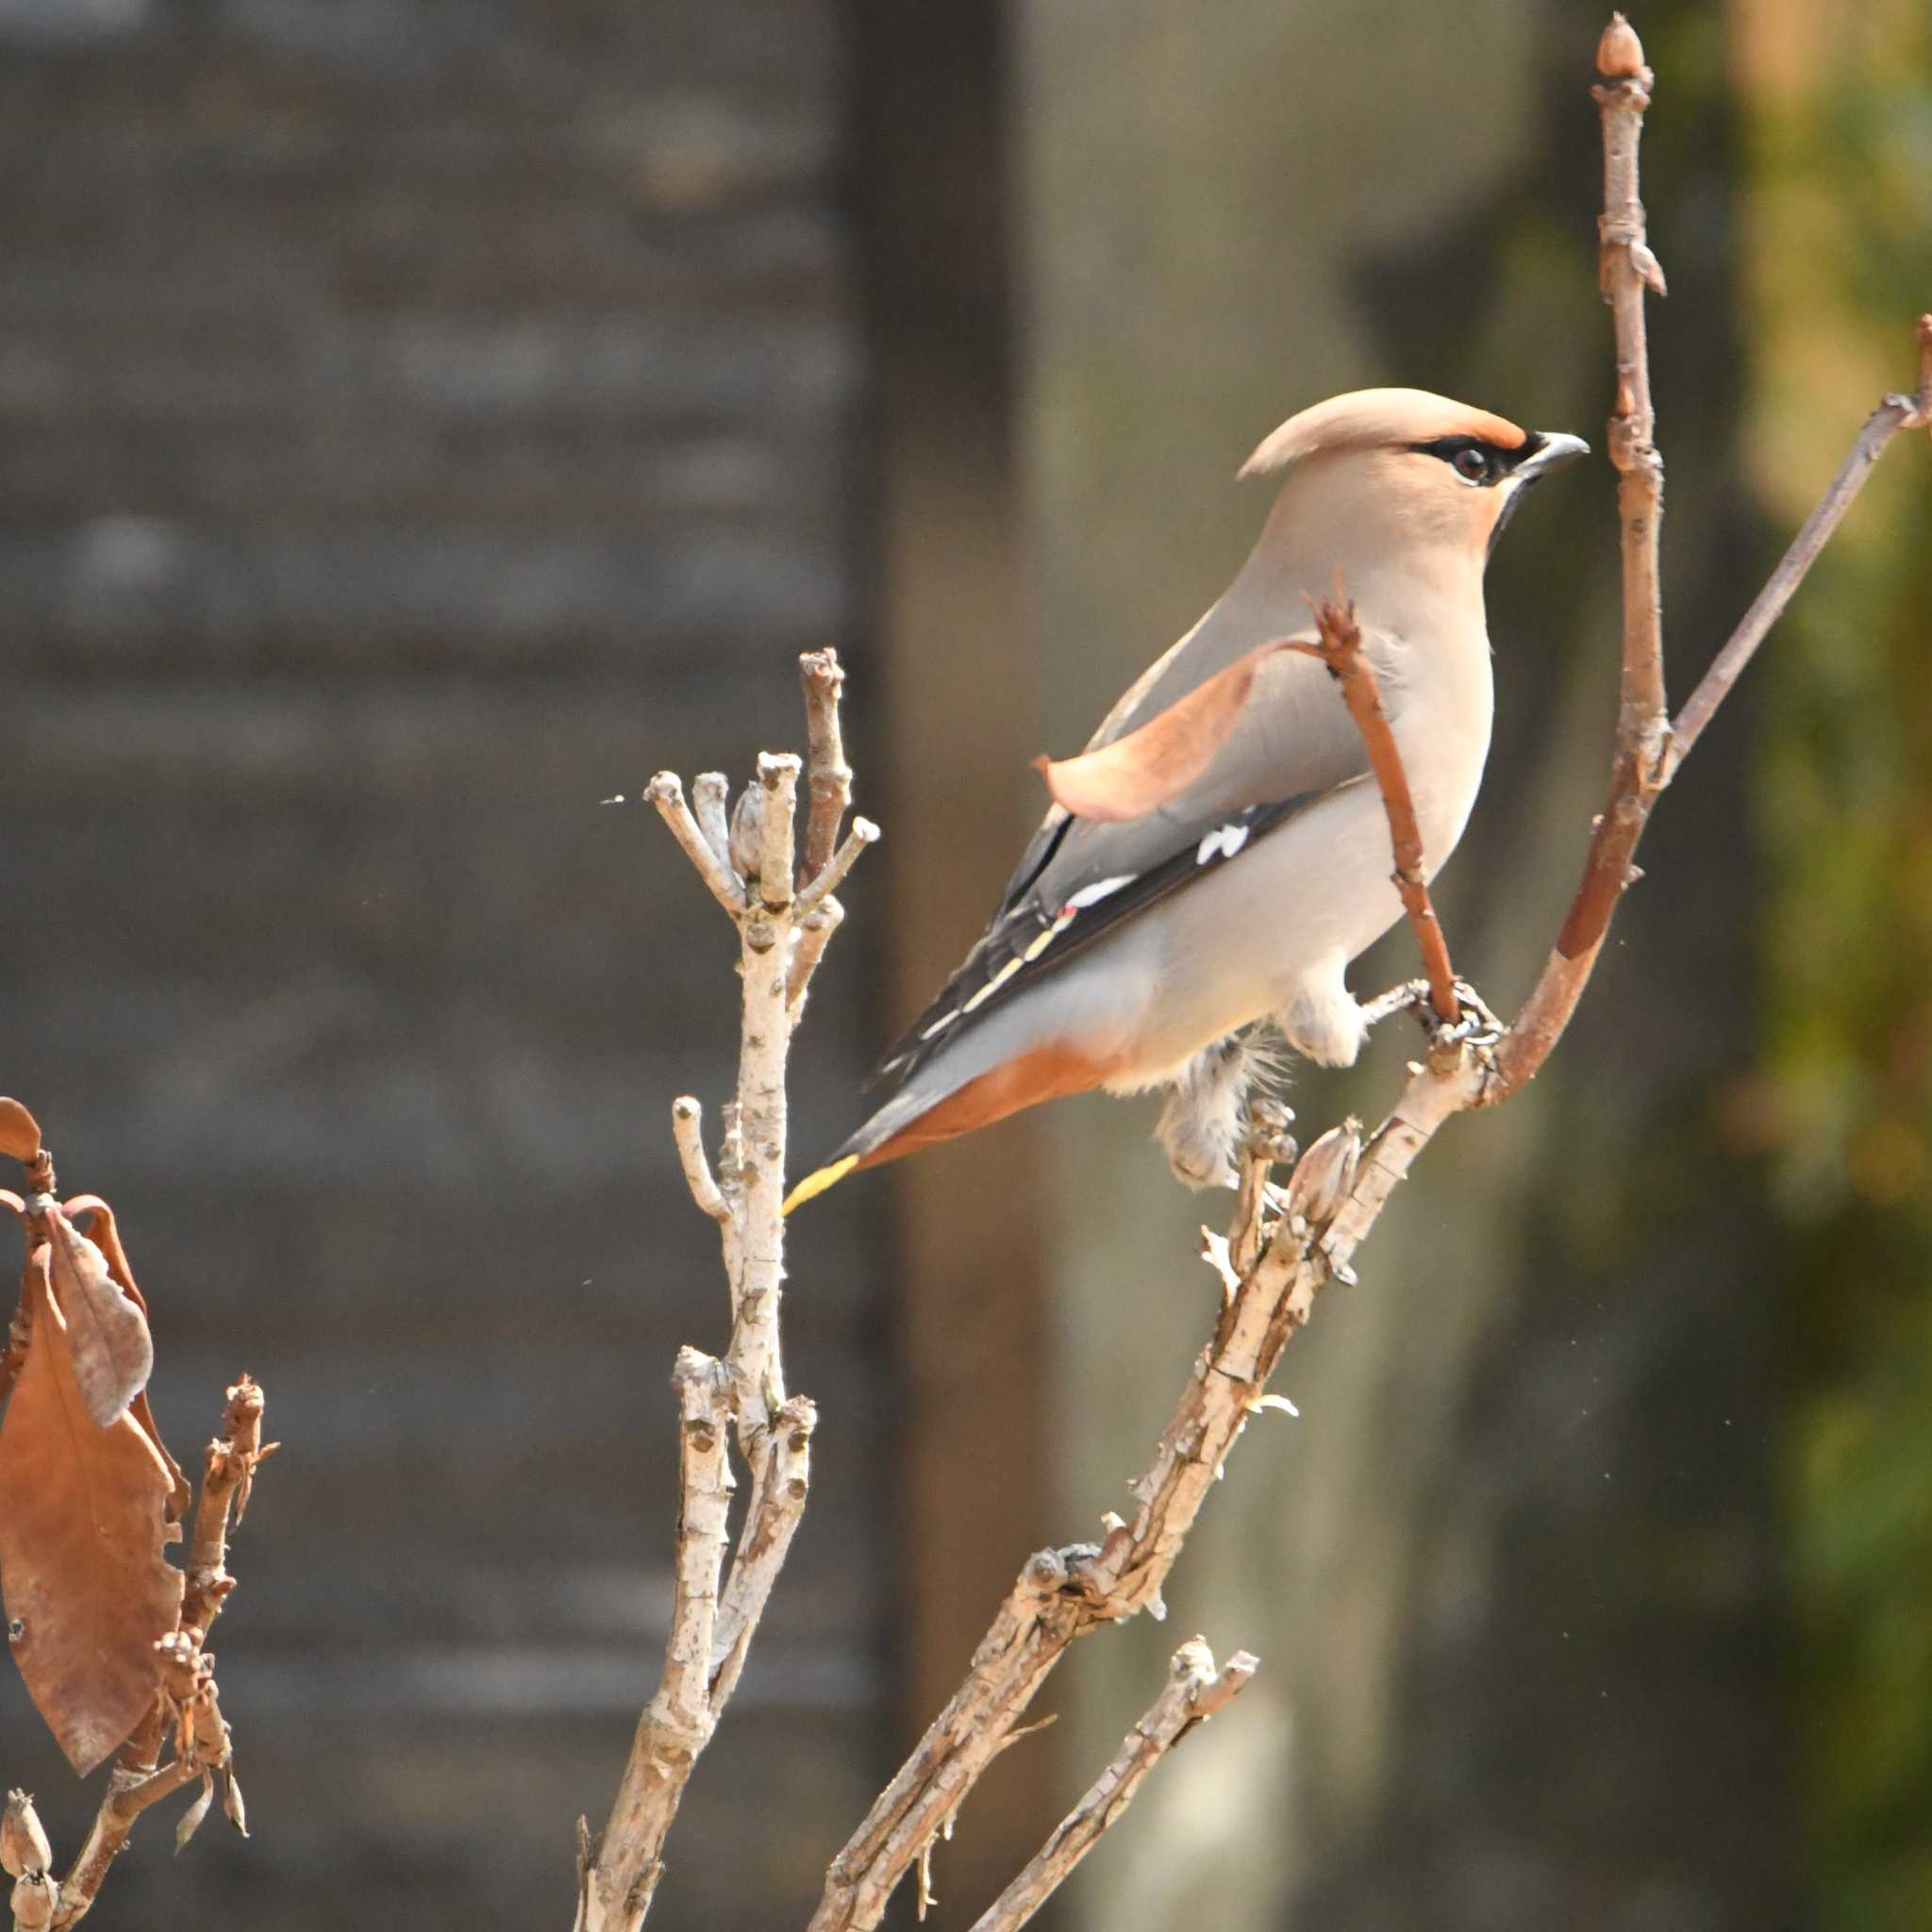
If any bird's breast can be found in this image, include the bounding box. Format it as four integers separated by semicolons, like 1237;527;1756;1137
1375;621;1494;873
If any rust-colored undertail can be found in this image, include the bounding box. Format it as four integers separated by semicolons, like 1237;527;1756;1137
783;1042;1114;1212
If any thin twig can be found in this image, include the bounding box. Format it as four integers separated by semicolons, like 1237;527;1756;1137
795;818;880;921
1501;303;1932;1077
51;1382;271;1927
800;649;855;884
1667;313;1932;773
754;754;802;916
646;773;745;917
708;1394;817;1712
967;1641;1257;1932
670;1099;731;1226
1491;15;1670;1098
1230;1101;1295;1277
691;773;736;874
180;1375;272;1639
1291;600;1460;1023
788;900;845;1018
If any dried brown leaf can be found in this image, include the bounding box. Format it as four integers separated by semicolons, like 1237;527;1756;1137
0;1249;185;1774
0;1101;40;1165
63;1199;190;1522
43;1210;153;1429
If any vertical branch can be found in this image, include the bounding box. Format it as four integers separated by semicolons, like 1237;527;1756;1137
1493;15;1670;1096
584;658;874;1931
1495;51;1928;1098
730;752;802;1450
800;649;855;884
180;1376;272;1639
586;1354;735;1930
50;1381;274;1928
1594;11;1668;736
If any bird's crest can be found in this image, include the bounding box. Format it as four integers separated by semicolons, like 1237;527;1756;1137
1240;388;1527;480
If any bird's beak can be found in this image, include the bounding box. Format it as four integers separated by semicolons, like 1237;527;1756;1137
1515;431;1591;483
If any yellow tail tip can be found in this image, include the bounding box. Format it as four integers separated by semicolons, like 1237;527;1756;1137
783;1155;858;1216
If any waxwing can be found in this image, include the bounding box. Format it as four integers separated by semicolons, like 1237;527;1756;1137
787;389;1587;1210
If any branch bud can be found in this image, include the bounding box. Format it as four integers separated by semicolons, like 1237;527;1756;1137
728;782;766;879
9;1873;57;1932
1595;12;1645;79
1285;1118;1362;1229
1;1793;52;1878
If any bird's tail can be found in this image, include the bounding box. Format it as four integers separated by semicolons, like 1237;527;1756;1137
782;1038;1112;1213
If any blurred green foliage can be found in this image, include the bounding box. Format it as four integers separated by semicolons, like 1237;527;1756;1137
1742;1;1932;1921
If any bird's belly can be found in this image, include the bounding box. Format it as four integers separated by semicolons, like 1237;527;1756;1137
1091;787;1416;1087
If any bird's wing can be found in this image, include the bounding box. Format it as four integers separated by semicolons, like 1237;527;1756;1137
875;640;1376;1085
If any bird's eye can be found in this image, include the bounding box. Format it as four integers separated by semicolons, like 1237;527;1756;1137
1452;445;1490;483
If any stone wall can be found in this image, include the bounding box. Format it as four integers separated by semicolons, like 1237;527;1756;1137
0;5;886;1924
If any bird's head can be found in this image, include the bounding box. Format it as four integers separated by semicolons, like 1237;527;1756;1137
1241;387;1589;572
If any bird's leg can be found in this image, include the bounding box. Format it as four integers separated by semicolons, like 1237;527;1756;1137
1158;1031;1265;1190
1360;977;1432;1030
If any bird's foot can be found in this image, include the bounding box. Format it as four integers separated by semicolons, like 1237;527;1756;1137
1362;975;1503;1051
1430;977;1504;1051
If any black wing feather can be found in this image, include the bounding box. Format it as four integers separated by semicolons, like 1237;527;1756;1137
873;790;1325;1092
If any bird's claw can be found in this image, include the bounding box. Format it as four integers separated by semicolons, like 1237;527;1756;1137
1363;975;1502;1049
1428;977;1504;1051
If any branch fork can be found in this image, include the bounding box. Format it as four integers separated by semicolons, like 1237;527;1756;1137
799;22;1931;1928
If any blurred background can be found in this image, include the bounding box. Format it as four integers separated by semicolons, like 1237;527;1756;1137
0;0;1926;1927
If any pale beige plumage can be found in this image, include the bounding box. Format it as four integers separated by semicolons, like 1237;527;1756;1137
787;389;1586;1211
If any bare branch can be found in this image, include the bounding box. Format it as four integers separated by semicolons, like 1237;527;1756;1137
788;899;845;1018
1293;600;1461;1023
181;1375;270;1639
670;1099;731;1226
691;773;736;874
586;1351;735;1929
50;1382;270;1927
967;1641;1258;1932
808;1045;1485;1931
1496;311;1932;1093
1231;1100;1296;1277
754;755;803;916
646;772;745;917
708;1394;817;1713
800;649;855;883
1667;313;1932;772
1491;16;1669;1099
586;657;847;1926
794;818;879;921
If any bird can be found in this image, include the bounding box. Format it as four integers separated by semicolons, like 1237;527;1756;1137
785;388;1587;1213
